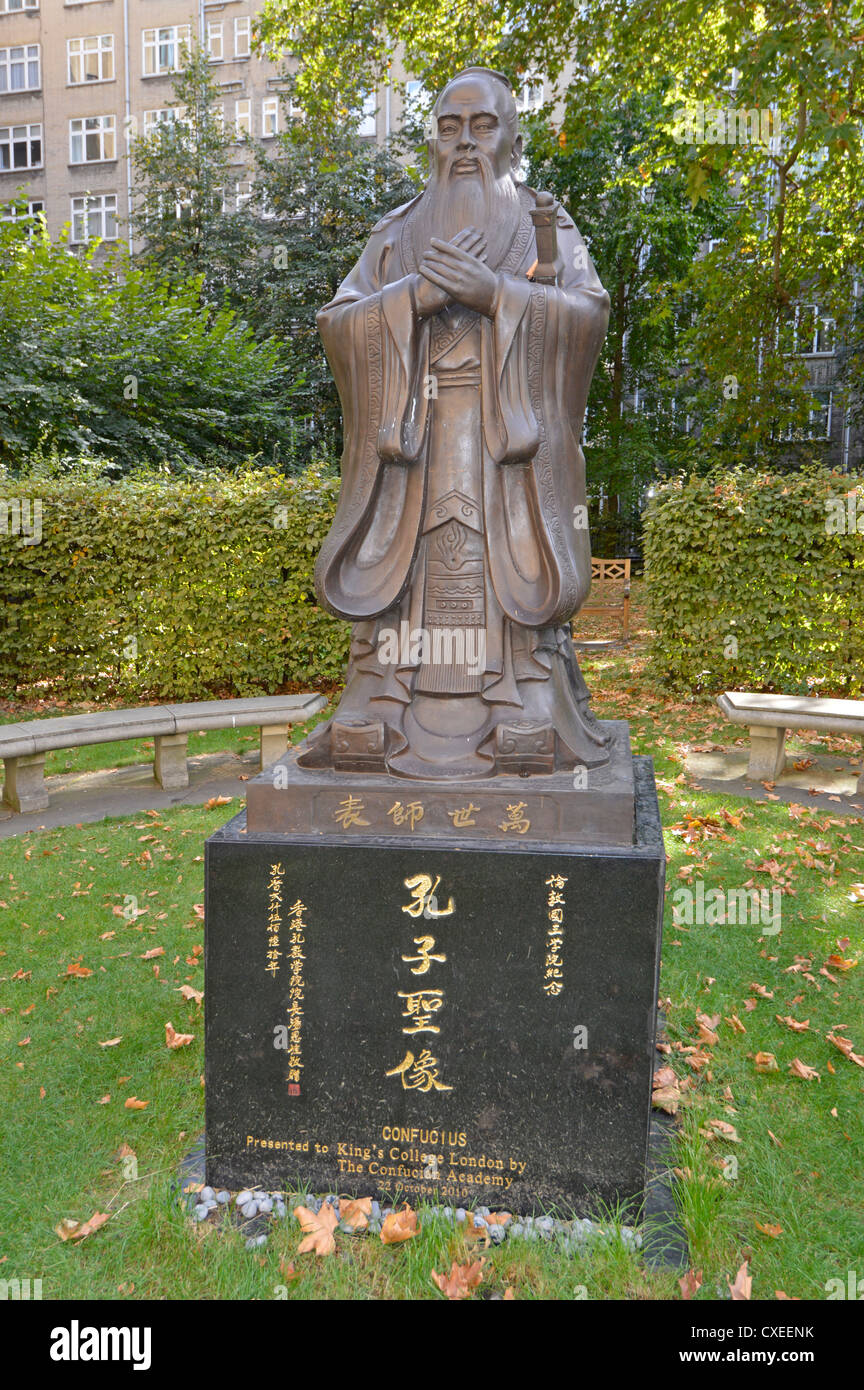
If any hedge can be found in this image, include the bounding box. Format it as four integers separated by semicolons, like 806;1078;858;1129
0;467;349;701
643;467;864;696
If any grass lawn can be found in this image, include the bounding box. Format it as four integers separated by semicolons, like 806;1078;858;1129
1;595;862;1301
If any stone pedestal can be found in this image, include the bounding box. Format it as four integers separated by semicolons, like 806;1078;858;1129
204;756;664;1214
2;752;48;813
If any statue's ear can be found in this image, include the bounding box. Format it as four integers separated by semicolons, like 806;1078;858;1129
511;133;523;169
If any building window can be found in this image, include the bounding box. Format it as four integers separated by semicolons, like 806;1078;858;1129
357;92;376;137
516;78;544;111
1;0;40;12
70;192;117;243
0;122;42;170
0;43;40;92
68;35;113;85
1;196;43;218
207;22;223;63
261;96;278;137
796;304;835;355
234;16;250;58
142;26;191;77
234;98;250;137
142;106;185;136
69;114;115;163
806;389;832;440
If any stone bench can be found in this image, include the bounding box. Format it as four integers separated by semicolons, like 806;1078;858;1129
717;690;864;789
0;694;327;815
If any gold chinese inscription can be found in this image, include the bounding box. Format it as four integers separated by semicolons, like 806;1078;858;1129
265;861;284;977
286;897;307;1091
388;872;454;1092
388;799;424;830
447;803;479;828
333;794;370;829
499;801;530;834
543;873;568;997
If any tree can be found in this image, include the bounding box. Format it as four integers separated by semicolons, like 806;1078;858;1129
0;206;299;474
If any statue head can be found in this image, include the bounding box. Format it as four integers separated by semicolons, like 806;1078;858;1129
414;67;524;268
429;68;523;183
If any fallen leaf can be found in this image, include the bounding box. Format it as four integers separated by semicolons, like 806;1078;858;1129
165;1022;194;1049
775;1016;809;1033
707;1119;740;1142
753;1051;779;1073
679;1268;703;1300
205;796;232;809
431;1257;485;1300
65;961;93;978
56;1211;110;1242
788;1058;820;1080
755;1221;783;1238
278;1256;299;1282
178;985;203;1005
295;1202;338;1256
124;1096;149;1109
141;947;164;960
729;1260;752;1300
339;1197;372;1230
98;1037;123;1048
380;1206;419;1244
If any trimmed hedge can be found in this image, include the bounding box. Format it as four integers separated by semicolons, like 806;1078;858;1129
0;467;348;701
643;468;864;696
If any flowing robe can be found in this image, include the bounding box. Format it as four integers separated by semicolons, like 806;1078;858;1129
304;185;611;776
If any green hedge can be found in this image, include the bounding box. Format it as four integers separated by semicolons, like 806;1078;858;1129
0;467;348;700
643;468;864;696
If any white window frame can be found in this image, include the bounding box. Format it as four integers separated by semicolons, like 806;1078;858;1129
1;0;40;12
69;114;116;164
234;16;250;58
207;21;223;63
0;121;42;171
0;43;40;93
234;98;251;138
70;191;117;244
357;91;376;137
142;106;185;137
67;34;114;86
142;26;191;78
261;96;278;137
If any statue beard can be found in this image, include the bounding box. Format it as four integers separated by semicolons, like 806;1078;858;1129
412;155;523;272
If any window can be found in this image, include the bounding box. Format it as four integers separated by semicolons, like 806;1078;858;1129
0;122;41;170
68;35;113;85
1;0;39;11
0;43;40;92
142;106;185;136
234;16;250;58
207;22;223;62
1;196;43;219
785;303;836;356
261;96;278;137
223;178;252;212
142;26;191;77
69;114;115;163
806;389;832;440
70;192;117;243
234;98;250;137
516;78;544;111
357;92;376;137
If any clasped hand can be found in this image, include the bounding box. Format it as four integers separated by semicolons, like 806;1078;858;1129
415;227;500;317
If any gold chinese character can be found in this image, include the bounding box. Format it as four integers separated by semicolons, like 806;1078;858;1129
545;874;568;890
401;873;455;918
547;890;565;907
499;801;530;834
398;989;444;1035
447;803;480;828
388;800;425;831
333;795;370;828
385;1048;453;1092
402;935;447;975
544;981;563;997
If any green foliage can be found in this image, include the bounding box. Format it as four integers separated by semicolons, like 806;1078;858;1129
643;468;864;695
0;467;348;700
0;208;299;475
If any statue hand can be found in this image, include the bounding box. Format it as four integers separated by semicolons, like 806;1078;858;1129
415;228;487;317
422;237;500;316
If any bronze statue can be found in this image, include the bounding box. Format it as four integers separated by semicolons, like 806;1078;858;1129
299;67;611;781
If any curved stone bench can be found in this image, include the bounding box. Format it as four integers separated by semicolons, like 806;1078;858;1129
717;690;864;789
0;694;327;815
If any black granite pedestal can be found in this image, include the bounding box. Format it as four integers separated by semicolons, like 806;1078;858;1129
205;758;664;1215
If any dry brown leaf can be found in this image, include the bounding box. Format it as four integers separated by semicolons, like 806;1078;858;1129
750;983;774;999
278;1257;299;1282
755;1221;783;1238
707;1118;740;1142
775;1015;809;1033
431;1258;485;1300
205;796;232;809
753;1051;779;1073
679;1269;703;1300
826;1032;864;1067
295;1202;339;1256
178;985;203;1005
124;1096;149;1109
98;1037;123;1047
767;1129;782;1148
775;1290;800;1300
380;1206;419;1244
56;1211;110;1242
729;1260;752;1301
165;1021;195;1049
339;1197;372;1230
788;1058;820;1080
725;1013;746;1034
141;947;164;960
65;961;93;978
